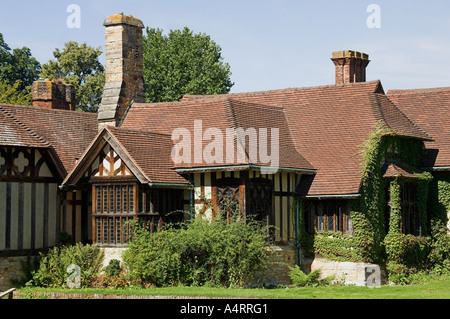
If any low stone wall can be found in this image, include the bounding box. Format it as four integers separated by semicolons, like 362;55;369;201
0;256;33;291
302;257;386;286
101;247;127;269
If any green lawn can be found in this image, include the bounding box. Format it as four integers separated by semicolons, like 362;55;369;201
17;276;450;299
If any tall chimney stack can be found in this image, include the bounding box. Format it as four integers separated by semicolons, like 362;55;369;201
98;13;146;128
331;50;370;85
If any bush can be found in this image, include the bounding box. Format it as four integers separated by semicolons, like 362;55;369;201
28;243;104;288
384;233;430;270
428;220;450;267
289;265;334;287
123;218;273;288
104;259;122;277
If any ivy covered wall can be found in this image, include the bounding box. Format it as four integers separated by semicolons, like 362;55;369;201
299;122;450;279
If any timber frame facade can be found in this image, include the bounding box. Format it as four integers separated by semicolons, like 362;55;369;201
1;14;450;273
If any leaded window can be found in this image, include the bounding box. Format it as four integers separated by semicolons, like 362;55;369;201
93;184;137;246
307;201;352;234
247;178;273;225
215;178;241;221
401;182;420;235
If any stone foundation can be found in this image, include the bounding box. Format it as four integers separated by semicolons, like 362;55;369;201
302;257;387;286
101;247;127;269
0;256;36;291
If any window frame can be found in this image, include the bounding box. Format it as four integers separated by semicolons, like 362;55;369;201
92;183;138;247
306;200;352;235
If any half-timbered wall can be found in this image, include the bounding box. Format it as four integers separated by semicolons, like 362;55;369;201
60;190;91;243
190;169;301;244
0;147;60;255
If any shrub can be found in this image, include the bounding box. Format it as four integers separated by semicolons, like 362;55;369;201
123;218;272;288
104;259;122;277
384;233;430;269
428;220;450;267
289;265;333;287
28;243;104;288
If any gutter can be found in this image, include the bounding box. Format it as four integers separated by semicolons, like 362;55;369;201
295;199;302;269
147;182;190;189
422;166;450;172
174;165;316;175
298;193;361;200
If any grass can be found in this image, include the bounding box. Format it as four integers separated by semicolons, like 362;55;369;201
16;276;450;299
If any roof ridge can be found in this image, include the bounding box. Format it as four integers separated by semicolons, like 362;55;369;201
106;125;173;138
387;86;450;96
183;80;382;100
0;105;51;147
0;103;97;116
228;98;285;110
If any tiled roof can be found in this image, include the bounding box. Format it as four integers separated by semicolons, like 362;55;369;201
0;104;98;175
106;126;190;185
382;161;418;178
121;97;314;172
0;105;50;149
387;87;450;168
124;80;431;196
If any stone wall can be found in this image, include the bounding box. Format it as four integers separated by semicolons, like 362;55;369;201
0;256;32;291
101;247;127;269
302;257;387;286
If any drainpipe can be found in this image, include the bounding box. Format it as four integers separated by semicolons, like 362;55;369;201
190;187;194;220
295;199;302;269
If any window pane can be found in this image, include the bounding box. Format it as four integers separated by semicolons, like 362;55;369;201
110;218;115;244
317;209;324;231
96;187;101;213
116;186;121;213
103;218;108;243
123;186;127;212
96;218;101;244
327;212;334;231
109;186;114;213
129;186;134;213
116;217;121;244
103;187;108;213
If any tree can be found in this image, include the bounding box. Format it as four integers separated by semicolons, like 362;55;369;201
0;33;41;92
0;79;32;105
143;27;234;103
40;41;105;113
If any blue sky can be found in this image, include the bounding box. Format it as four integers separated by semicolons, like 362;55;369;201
1;0;450;93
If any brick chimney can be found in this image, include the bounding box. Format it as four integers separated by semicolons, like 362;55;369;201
331;50;370;85
32;79;75;111
98;13;146;128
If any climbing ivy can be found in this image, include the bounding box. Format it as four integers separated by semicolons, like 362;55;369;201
299;122;441;274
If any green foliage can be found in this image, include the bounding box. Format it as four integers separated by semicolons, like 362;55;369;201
143;27;234;103
0;79;32;105
428;220;450;267
0;33;41;92
384;234;430;269
288;265;334;287
28;243;104;288
357;123;389;263
104;259;122;277
123;217;272;288
312;232;360;261
40;41;105;113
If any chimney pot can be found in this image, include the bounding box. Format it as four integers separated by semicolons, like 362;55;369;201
331;50;370;85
